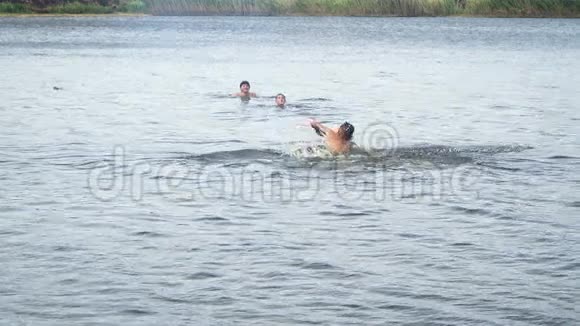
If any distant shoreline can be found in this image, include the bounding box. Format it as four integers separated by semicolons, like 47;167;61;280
0;13;148;17
1;0;579;18
1;14;578;18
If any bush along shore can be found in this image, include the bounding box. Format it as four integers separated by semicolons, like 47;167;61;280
0;1;147;14
1;0;579;17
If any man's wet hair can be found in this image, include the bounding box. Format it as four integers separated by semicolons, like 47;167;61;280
276;93;285;99
240;80;250;88
339;122;355;140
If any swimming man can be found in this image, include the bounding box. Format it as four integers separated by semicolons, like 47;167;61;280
309;119;355;155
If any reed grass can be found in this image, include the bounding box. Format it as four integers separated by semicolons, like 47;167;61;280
44;2;114;14
142;0;464;16
0;0;578;17
123;0;148;13
464;0;580;17
143;0;579;17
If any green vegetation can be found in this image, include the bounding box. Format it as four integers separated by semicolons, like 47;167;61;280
0;0;578;17
125;0;147;12
143;0;458;16
0;1;148;14
45;2;114;14
0;2;31;13
464;0;580;17
142;0;580;17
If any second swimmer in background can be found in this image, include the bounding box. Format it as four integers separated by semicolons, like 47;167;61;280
275;93;286;108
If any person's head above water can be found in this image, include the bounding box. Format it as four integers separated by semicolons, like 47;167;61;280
232;80;257;98
239;80;251;94
275;93;286;107
338;122;355;141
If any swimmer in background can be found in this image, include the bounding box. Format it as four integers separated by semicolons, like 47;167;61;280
309;118;355;155
231;80;257;100
275;93;286;108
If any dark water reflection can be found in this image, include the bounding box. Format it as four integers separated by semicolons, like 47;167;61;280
0;16;579;325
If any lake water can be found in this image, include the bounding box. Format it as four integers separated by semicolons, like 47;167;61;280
0;16;579;325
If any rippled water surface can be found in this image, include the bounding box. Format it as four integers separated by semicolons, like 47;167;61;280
1;16;579;325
